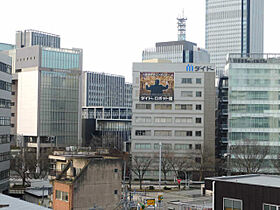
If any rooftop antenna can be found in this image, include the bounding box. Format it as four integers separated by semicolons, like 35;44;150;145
177;9;187;41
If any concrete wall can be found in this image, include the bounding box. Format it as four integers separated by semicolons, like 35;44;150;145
17;69;39;136
73;158;122;210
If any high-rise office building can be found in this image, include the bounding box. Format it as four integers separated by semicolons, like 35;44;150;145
82;72;132;108
82;72;132;150
0;53;12;193
227;53;280;172
7;30;82;147
206;0;264;77
131;62;215;179
16;29;60;49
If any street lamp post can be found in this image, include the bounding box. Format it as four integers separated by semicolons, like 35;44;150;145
159;142;162;189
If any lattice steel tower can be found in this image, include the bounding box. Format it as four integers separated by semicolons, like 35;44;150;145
177;10;187;41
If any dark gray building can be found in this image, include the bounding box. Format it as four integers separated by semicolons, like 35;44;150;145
16;29;60;49
0;53;12;193
206;174;280;210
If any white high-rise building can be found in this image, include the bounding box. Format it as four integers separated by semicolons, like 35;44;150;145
205;0;264;77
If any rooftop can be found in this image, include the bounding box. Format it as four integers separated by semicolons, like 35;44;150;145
0;194;48;210
227;53;280;64
206;174;280;188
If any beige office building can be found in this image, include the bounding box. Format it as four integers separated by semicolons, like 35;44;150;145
131;62;215;179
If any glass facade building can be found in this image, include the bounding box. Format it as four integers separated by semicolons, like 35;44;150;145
40;71;80;145
227;53;280;172
206;0;264;77
0;43;14;52
11;45;82;147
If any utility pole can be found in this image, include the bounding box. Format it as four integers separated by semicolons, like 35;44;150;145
159;142;162;190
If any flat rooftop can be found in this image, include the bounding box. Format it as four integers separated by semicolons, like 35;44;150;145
206;174;280;188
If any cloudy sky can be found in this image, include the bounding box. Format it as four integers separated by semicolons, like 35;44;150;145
1;0;279;82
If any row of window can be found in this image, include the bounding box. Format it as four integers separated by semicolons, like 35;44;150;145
181;78;202;84
0;99;11;109
135;143;201;150
0;152;10;162
136;104;202;110
0;62;11;74
17;56;36;62
224;198;280;210
0;170;9;181
0;135;10;144
0;80;11;92
0;117;10;126
55;190;69;202
135;130;202;137
135;117;202;124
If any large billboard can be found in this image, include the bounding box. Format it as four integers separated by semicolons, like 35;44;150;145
139;72;174;101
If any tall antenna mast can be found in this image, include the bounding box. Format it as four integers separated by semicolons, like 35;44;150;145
177;9;187;41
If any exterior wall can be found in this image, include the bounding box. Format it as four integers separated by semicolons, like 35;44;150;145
131;62;215;179
16;30;60;49
17;70;39;136
83;71;132;108
212;181;280;210
72;159;122;210
53;181;73;210
0;53;12;192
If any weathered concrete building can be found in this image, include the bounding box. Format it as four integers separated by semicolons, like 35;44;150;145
50;151;122;210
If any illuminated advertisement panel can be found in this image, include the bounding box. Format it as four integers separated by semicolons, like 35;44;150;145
139;72;174;101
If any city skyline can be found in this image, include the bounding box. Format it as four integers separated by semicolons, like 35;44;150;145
1;0;280;82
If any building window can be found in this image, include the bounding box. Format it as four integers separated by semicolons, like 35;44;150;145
195;157;201;163
196;78;202;84
175;104;192;110
114;190;118;195
175;131;192;137
195;144;201;150
195;131;202;136
135;117;152;123
195;118;202;123
154;143;172;150
136;104;151;110
135;143;151;150
196;104;202;110
196;91;202;97
154;117;172;123
263;204;280;210
154;130;172;136
135;130;151;136
175;117;192;124
114;169;118;173
174;144;192;150
155;104;172;110
181;91;193;97
182;78;192;84
223;198;242;210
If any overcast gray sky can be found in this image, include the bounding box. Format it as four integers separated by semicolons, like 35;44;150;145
1;0;279;82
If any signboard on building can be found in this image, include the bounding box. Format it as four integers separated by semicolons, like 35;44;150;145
146;199;155;206
139;72;174;101
186;64;215;72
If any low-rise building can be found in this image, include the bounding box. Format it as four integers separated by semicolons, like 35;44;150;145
49;151;123;210
205;174;280;210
